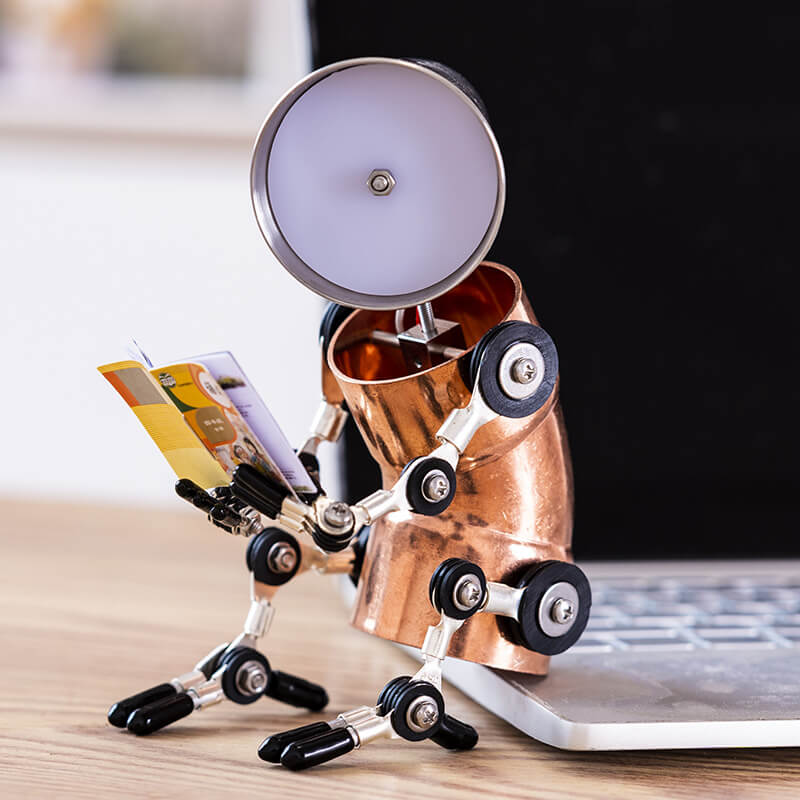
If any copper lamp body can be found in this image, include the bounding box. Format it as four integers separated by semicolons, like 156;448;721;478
329;262;573;675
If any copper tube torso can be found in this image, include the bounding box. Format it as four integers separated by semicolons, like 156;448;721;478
329;263;573;675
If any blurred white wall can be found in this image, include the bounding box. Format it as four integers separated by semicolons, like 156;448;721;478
0;2;343;508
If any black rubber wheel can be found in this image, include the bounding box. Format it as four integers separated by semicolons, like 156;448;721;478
390;681;445;742
468;321;558;419
405;59;490;120
219;647;271;705
377;675;412;715
349;527;371;587
405;458;457;516
510;561;591;655
319;302;354;355
246;528;301;586
429;558;487;620
310;522;353;553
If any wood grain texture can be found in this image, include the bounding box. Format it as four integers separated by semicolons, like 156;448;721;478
1;499;799;799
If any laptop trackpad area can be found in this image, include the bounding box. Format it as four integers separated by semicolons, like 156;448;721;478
442;650;800;750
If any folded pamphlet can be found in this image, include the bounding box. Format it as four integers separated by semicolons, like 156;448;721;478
149;361;291;491
194;351;315;495
98;360;229;489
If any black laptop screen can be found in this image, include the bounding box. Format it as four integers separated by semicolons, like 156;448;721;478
314;1;800;560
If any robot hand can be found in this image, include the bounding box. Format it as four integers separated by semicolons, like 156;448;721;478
174;478;265;537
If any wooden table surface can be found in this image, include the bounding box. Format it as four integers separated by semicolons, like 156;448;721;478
1;499;799;799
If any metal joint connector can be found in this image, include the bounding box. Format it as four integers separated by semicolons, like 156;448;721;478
189;679;225;709
483;581;525;619
171;669;205;692
436;378;498;454
355;489;400;524
243;598;275;640
309;401;349;444
421;614;464;662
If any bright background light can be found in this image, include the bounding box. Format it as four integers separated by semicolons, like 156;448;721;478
0;1;343;507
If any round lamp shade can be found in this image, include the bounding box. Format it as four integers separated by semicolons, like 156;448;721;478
250;58;505;310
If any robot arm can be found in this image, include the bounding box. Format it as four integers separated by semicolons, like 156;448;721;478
216;372;493;553
226;319;557;554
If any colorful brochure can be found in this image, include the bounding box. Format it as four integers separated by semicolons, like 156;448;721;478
98;360;229;489
149;361;291;491
194;351;315;494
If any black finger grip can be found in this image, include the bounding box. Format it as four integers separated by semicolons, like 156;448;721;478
126;692;194;735
431;714;479;750
258;721;332;763
174;479;216;513
108;683;177;728
266;671;329;711
210;503;243;527
280;728;355;771
231;464;290;519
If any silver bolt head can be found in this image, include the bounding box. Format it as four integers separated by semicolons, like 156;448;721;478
421;470;450;503
407;697;439;732
268;542;297;574
456;578;482;609
453;573;483;611
550;597;575;625
511;356;538;385
237;662;267;695
323;501;355;529
367;168;396;196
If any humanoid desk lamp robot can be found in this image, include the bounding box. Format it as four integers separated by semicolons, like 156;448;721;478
106;58;591;771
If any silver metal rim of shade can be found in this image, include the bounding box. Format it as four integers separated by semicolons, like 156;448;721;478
249;56;506;311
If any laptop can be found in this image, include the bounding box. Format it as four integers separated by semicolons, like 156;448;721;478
315;1;800;751
436;559;800;750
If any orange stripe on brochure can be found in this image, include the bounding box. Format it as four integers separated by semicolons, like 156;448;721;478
105;371;139;407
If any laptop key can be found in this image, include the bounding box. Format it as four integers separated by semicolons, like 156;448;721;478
615;633;694;652
631;615;695;627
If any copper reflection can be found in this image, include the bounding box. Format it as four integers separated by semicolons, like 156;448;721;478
329;263;574;675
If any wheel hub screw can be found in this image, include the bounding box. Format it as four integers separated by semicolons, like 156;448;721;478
407;697;439;732
367;169;396;196
237;661;267;695
550;597;575;625
323;502;354;529
421;470;450;503
267;542;297;574
452;573;483;611
511;356;537;384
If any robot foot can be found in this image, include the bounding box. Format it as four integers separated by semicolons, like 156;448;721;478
258;675;477;770
108;644;328;736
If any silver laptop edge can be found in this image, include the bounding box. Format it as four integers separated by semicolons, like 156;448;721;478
392;560;800;750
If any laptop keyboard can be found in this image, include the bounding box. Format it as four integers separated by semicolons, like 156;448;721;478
571;574;800;653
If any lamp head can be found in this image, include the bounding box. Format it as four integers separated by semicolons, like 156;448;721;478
250;57;505;311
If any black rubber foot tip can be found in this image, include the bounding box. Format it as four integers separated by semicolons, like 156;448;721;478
107;703;129;728
257;721;332;763
279;728;356;771
126;693;194;736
